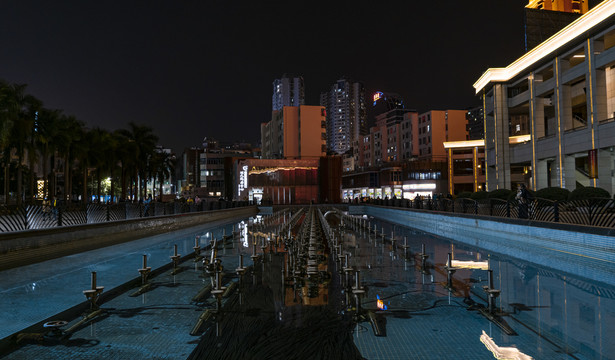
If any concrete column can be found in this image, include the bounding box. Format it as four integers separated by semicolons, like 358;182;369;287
534;90;546;139
562;155;576;191
554;57;568;188
530;73;540;190
494;84;511;189
561;84;573;131
484;90;496;191
535;159;549;190
473;147;479;192
594;69;608;122
597;149;613;195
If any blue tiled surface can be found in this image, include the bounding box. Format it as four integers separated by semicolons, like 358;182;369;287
0;218;247;340
361;206;615;287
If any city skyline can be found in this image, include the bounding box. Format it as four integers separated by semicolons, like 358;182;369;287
0;1;528;153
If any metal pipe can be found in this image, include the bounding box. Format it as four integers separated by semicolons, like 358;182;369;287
91;271;97;290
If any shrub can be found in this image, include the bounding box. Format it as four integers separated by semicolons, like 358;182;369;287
456;191;473;199
489;189;513;201
568;186;611;201
535;187;570;201
470;191;489;200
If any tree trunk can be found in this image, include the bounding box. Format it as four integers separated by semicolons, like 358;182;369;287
43;151;49;200
29;155;35;204
82;165;87;204
4;164;9;205
159;174;163;200
110;167;115;203
96;168;101;202
120;166;126;201
17;161;22;207
64;153;70;202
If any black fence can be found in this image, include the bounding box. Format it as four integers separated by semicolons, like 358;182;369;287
358;197;615;228
0;200;254;233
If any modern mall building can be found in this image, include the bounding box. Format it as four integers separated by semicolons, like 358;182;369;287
474;0;615;193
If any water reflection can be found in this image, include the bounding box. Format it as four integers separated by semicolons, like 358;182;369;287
363;216;615;360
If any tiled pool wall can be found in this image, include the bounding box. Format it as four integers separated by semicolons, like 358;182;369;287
351;205;615;288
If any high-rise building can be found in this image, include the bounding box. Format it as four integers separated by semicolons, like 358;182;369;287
261;105;327;160
320;79;367;155
466;106;484;140
370;92;404;123
372;92;414;163
272;75;305;111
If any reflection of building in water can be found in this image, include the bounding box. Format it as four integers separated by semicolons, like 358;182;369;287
494;258;615;359
234;158;341;204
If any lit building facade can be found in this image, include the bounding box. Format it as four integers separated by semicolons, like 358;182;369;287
234;157;341;204
351;92;417;168
443;140;486;194
261;105;327;160
342;160;447;201
526;0;588;13
180;147;203;192
474;1;615;193
320;79;367;155
417;110;468;161
272;75;304;111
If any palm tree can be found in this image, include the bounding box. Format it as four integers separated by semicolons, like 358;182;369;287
117;123;158;201
35;108;63;200
150;150;175;200
0;82;41;205
114;130;135;201
56;115;84;202
83;128;112;202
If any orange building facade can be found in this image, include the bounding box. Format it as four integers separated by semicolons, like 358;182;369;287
417;110;468;161
261;105;326;160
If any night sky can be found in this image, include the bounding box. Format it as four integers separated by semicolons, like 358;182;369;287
0;1;527;154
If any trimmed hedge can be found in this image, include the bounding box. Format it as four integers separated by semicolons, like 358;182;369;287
456;191;473;199
568;186;611;201
470;191;489;200
489;189;513;201
535;187;570;201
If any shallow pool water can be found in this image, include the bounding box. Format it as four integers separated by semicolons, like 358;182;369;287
2;209;613;360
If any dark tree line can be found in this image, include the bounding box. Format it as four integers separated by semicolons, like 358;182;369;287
0;79;175;205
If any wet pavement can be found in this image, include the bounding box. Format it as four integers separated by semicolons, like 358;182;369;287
2;208;614;359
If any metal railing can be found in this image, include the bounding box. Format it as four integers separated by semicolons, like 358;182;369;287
356;197;615;228
0;200;255;233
